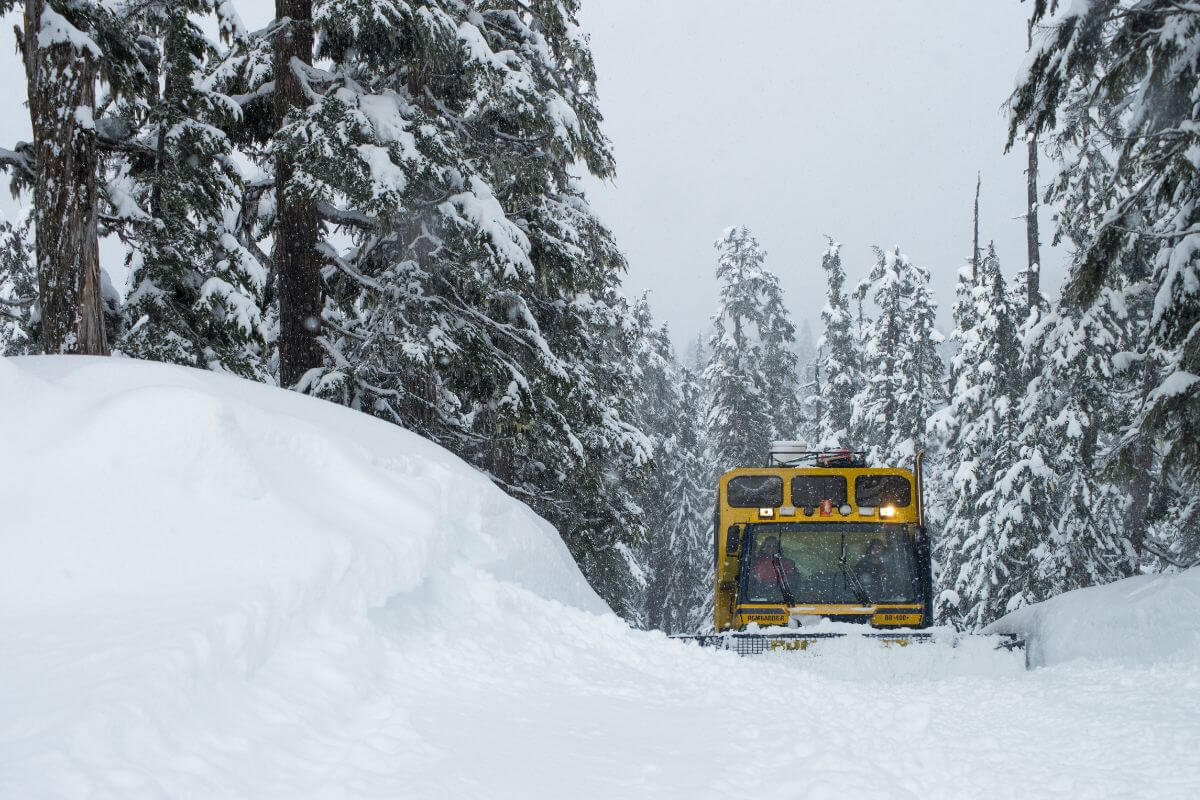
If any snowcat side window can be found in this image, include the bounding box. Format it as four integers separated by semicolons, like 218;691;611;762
726;475;783;508
854;475;911;508
790;475;848;507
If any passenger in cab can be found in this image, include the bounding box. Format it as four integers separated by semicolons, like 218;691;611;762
854;539;887;595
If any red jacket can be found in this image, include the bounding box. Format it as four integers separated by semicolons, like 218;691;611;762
752;555;796;583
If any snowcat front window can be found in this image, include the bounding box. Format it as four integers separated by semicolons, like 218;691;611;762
790;475;848;507
740;524;917;605
854;475;912;508
726;475;783;508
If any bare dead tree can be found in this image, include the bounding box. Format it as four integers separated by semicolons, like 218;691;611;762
1025;135;1041;310
971;172;981;282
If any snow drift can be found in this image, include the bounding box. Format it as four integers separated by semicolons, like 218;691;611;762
2;356;1198;799
987;568;1200;669
0;356;613;796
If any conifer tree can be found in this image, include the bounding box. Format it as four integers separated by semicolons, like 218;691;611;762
944;262;1026;628
666;364;712;631
704;226;773;471
759;269;803;442
114;2;268;377
852;247;943;465
634;298;710;633
1011;1;1200;566
933;245;1023;627
1;0;152;354
633;298;678;630
852;247;906;462
0;219;37;355
1034;294;1139;595
815;240;859;448
895;255;945;461
233;1;649;607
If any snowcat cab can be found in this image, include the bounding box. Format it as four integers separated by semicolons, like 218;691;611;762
705;444;936;653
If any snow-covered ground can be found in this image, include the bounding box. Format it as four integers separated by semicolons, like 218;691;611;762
2;356;1198;799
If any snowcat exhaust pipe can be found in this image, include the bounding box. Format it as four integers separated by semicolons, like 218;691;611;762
914;449;926;529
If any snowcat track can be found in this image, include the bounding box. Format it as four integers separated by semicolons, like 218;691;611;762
676;631;1023;656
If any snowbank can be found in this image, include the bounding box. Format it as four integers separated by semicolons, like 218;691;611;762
987;569;1200;669
0;356;604;617
3;356;1198;799
0;356;609;796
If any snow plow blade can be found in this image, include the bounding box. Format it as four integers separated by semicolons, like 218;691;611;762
676;630;1024;657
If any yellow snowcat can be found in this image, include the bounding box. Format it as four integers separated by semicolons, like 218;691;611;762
687;444;1021;655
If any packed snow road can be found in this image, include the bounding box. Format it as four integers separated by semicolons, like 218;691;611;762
2;357;1197;799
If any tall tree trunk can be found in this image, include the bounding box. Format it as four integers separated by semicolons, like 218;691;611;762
1125;357;1158;561
971;172;981;282
274;0;321;386
1025;134;1041;310
23;0;108;355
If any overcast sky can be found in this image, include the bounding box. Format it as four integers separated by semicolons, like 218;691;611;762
576;1;1062;349
1;2;1060;350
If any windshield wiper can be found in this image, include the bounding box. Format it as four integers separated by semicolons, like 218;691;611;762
838;537;871;606
771;553;797;606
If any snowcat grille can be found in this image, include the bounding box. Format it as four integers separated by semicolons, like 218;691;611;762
676;631;1023;656
685;631;933;655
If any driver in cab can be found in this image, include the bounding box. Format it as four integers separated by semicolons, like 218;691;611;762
752;535;796;587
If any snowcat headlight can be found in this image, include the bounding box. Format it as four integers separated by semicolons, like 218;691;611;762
758;507;775;519
839;504;852;516
880;505;897;518
859;506;876;516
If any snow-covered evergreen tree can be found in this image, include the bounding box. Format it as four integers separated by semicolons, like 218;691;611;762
794;319;820;444
1011;0;1200;568
113;2;268;378
1035;293;1139;595
236;0;649;609
670;364;713;632
815;240;860;448
895;254;945;461
950;263;1026;628
851;247;907;463
852;247;944;465
0;0;155;355
704;226;773;471
633;298;710;633
0;218;37;355
933;245;1028;628
759;268;803;442
631;298;676;630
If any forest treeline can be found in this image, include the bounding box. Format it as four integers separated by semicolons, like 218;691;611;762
1;1;1197;631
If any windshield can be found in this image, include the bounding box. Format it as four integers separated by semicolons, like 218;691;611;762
740;523;917;605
